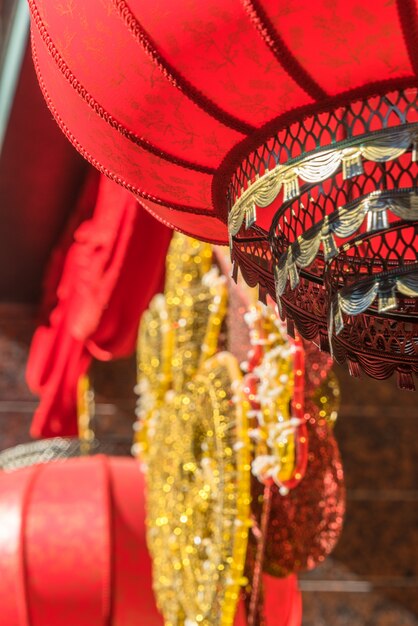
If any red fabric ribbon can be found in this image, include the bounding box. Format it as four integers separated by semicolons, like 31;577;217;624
27;173;172;437
234;575;302;626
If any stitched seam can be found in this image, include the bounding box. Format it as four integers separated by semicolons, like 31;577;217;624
101;457;114;626
136;198;227;244
20;464;43;626
113;0;255;135
28;0;216;175
242;0;328;100
31;36;214;217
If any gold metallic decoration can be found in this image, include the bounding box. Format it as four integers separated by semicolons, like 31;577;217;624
145;353;250;626
135;234;251;626
243;304;298;490
335;264;418;332
77;374;95;453
274;190;418;299
134;295;173;459
312;370;341;429
165;235;221;392
228;124;418;238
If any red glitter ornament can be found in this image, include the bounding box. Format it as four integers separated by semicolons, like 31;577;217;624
249;420;345;577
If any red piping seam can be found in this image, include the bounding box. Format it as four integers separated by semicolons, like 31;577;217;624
27;0;216;176
396;0;418;78
31;36;214;218
212;78;418;222
100;456;114;626
20;464;43;626
113;0;256;135
135;197;228;245
242;0;328;101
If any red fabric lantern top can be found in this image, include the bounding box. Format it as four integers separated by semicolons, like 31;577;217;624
0;452;302;626
28;0;418;244
0;455;164;626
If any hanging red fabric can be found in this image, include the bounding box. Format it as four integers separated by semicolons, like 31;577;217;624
26;173;172;437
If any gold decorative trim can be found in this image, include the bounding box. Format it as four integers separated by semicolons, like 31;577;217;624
328;266;418;341
77;374;95;451
274;190;418;297
338;270;418;319
242;305;298;489
228;124;418;240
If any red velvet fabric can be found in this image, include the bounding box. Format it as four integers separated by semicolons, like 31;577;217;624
28;0;418;243
27;173;172;437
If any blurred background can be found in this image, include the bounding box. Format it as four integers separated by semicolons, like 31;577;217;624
0;2;417;624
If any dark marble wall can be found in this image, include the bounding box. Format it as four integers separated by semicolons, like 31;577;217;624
330;366;418;619
301;365;418;624
0;304;36;449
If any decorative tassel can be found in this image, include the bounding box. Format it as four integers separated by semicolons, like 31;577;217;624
287;262;300;290
276;295;283;318
286;316;295;338
367;206;389;231
397;367;416;391
412;137;417;162
274;262;288;297
231;259;238;283
245;202;257;229
282;173;300;202
322;232;338;260
334;306;344;335
347;358;361;378
342;151;363;179
378;284;397;312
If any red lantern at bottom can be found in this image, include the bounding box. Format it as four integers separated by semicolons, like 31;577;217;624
0;455;163;626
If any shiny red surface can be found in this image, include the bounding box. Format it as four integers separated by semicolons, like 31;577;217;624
0;456;164;626
27;0;418;242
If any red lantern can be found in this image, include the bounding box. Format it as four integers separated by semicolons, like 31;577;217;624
27;1;418;383
0;455;163;626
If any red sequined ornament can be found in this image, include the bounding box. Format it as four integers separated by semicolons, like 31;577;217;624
249;420;345;577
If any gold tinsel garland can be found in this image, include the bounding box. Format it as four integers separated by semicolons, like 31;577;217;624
135;235;251;626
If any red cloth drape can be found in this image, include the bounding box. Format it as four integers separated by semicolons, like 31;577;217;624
234;575;302;626
27;173;172;437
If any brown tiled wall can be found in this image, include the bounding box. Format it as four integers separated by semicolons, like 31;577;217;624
302;365;418;624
